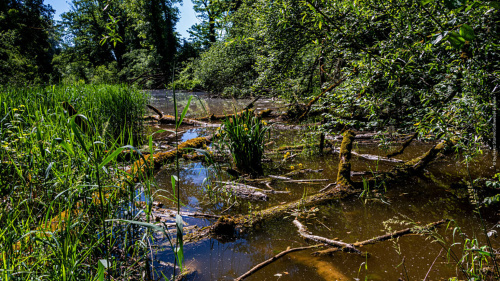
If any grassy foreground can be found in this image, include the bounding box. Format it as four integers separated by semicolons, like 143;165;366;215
0;84;154;280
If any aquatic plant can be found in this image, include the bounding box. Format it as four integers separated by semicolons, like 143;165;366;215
220;110;269;177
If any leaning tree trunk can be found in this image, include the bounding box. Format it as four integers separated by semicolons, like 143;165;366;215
202;137;453;237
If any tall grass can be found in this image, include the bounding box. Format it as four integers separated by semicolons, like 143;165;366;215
0;84;153;280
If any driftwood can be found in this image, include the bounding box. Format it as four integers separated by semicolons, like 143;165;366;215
293;219;362;254
285;169;324;177
234;244;323;281
153;208;221;220
351;151;405;163
312;219;449;256
283;179;330;183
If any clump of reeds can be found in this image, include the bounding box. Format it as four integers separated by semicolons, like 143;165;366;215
218;110;269;177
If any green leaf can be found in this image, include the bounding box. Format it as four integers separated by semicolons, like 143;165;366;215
176;214;184;270
176;95;193;129
459;24;474;41
98;146;126;170
448;32;465;49
70;115;91;158
465;248;492;257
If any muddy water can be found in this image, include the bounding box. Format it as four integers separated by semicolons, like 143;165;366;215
148;91;499;280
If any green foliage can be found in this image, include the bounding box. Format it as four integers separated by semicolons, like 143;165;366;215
194;41;257;96
0;0;56;85
218;110;269;176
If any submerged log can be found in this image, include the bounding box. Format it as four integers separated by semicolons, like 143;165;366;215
217;182;268;201
285;169;324;177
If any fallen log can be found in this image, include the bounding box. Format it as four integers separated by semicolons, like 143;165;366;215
293;218;362;254
146;104;217;127
208;138;451;235
126;136;211;181
234;244;323;281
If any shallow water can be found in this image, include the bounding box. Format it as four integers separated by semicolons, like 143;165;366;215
147;91;500;280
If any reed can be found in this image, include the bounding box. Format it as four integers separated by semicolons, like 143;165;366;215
0;84;153;280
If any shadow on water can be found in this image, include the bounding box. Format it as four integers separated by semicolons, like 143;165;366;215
147;91;499;280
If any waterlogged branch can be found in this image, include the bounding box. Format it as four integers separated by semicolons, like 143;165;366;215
234;244;323;281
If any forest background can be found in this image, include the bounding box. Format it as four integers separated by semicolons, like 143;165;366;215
1;0;499;153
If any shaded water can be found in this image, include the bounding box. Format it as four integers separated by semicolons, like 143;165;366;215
147;91;499;280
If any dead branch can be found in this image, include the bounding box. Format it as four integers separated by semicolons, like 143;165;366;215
312;219;448;256
285;169;324;177
283;179;330;183
234;244;323;281
298;76;347;121
147;104;164;119
153;208;221;220
387;132;418;158
293;218;361;254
